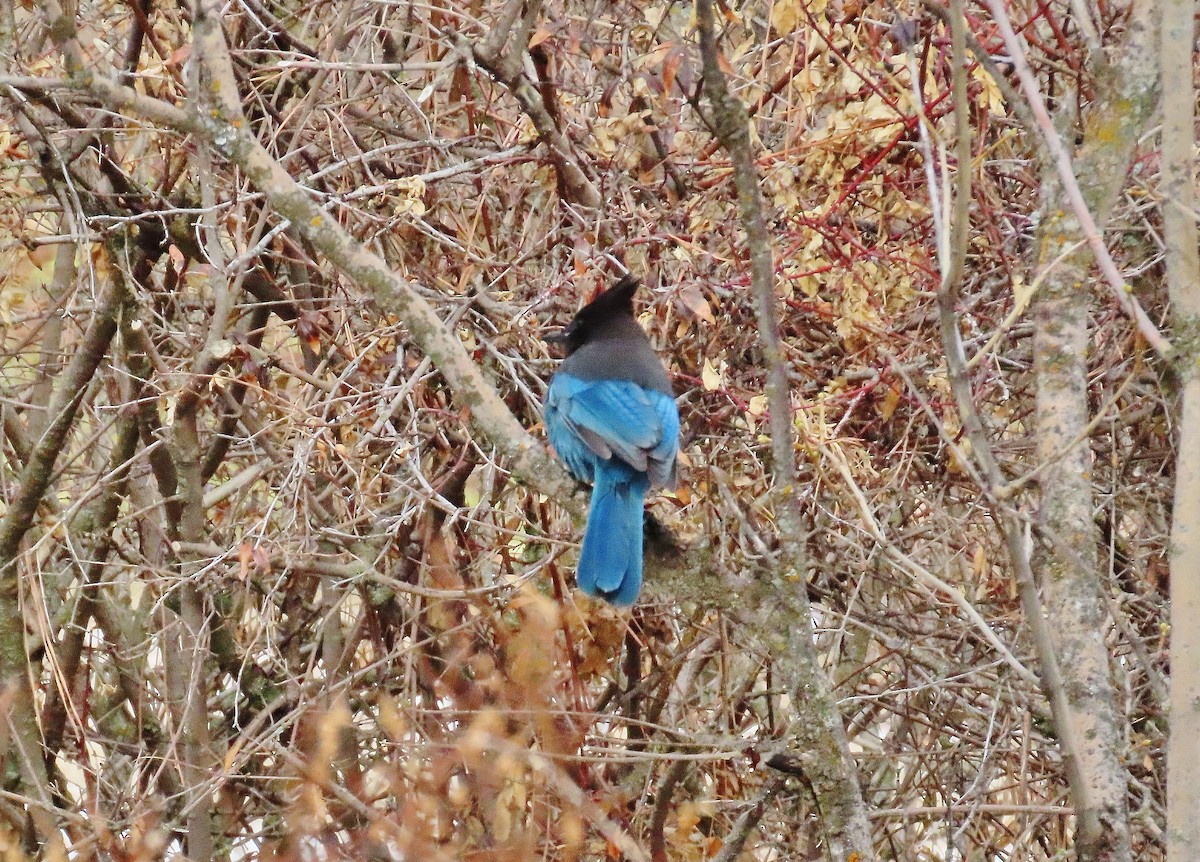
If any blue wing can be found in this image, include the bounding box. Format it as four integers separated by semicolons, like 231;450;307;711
545;374;678;488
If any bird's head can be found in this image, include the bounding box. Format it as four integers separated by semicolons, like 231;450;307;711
546;274;640;356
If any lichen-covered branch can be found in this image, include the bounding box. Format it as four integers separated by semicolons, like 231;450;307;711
931;0;1096;839
694;0;874;858
1017;0;1160;858
981;0;1169;357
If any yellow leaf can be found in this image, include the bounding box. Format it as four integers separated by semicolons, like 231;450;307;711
879;385;901;421
770;0;802;34
972;65;1006;114
701;358;724;391
973;545;987;578
841;63;863;95
676;800;701;834
1012;274;1034;315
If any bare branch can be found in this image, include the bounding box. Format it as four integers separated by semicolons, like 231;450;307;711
694;1;875;858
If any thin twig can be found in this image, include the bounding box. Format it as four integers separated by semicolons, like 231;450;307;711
980;0;1169;356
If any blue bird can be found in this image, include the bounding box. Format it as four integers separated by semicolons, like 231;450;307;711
544;275;679;606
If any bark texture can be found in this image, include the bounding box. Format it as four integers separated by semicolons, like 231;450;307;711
695;1;875;858
1031;2;1158;859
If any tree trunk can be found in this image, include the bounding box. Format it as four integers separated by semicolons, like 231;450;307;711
1030;3;1158;860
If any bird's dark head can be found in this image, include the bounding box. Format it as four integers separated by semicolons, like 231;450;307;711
548;274;640;355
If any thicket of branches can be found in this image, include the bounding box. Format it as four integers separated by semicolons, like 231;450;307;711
0;0;1185;860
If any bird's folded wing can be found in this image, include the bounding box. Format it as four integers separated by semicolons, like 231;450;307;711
548;377;667;474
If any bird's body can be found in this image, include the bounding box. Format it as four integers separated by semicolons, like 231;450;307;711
544;276;679;606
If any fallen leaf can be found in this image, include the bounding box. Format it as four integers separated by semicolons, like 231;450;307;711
678;285;715;324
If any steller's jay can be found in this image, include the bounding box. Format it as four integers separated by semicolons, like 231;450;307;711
544;275;679;606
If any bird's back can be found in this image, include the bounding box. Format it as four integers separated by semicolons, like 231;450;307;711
558;322;673;395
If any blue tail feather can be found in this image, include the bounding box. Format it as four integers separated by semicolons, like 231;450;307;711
576;465;649;607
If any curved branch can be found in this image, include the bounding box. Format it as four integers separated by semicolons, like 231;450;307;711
929;0;1094;832
463;2;604;216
